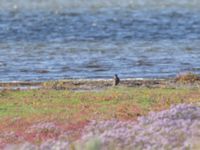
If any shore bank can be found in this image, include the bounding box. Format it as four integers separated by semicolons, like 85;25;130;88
1;76;200;91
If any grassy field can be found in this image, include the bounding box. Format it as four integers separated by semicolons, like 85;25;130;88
0;87;200;121
0;86;200;148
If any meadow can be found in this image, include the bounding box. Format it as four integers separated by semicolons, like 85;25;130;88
0;83;200;149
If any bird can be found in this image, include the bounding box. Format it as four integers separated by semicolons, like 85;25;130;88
113;74;120;86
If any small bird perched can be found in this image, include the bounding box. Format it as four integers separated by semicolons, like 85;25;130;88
113;74;120;86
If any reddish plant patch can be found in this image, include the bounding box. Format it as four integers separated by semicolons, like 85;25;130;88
115;104;143;120
0;118;89;149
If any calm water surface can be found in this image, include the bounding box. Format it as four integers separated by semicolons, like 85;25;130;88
0;0;200;81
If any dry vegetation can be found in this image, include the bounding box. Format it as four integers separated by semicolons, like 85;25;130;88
175;72;200;83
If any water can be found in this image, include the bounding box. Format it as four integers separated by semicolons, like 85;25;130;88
0;0;200;81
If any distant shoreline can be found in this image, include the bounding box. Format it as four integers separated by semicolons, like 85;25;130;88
0;76;200;91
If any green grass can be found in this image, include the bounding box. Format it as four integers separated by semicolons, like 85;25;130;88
0;87;200;123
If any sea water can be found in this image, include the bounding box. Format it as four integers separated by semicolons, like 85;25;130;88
0;0;200;81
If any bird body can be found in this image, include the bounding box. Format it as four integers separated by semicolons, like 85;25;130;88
113;74;120;86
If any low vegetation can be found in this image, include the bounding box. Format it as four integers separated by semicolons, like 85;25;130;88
0;86;199;149
175;72;200;83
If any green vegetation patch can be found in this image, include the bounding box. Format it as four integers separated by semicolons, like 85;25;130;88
0;87;199;122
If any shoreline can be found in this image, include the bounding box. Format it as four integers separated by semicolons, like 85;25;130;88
0;76;200;91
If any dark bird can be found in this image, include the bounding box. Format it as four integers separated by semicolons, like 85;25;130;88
113;74;120;86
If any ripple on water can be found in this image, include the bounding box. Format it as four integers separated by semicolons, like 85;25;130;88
0;4;200;81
